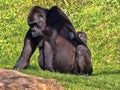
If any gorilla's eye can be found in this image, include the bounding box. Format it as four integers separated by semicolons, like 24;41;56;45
28;21;37;27
38;14;43;18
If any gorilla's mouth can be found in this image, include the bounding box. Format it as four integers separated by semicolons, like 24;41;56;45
31;27;44;37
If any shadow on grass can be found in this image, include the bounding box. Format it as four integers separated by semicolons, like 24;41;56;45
93;70;120;76
21;65;120;76
28;65;40;70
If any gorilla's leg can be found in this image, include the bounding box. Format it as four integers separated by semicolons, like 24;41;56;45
38;40;55;72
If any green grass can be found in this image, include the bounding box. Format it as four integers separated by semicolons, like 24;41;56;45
0;0;120;90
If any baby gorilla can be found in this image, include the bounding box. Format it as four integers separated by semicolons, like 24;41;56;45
77;32;87;43
75;31;93;75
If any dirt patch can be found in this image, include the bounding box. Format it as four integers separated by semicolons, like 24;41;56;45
0;69;64;90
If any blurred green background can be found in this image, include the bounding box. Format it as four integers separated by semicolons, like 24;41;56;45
0;0;120;90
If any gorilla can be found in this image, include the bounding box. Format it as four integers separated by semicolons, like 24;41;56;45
77;31;87;43
13;6;93;75
76;31;93;75
38;6;90;74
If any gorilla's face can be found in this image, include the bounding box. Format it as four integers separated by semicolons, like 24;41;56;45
27;6;48;37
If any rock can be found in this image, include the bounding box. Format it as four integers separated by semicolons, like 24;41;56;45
0;69;64;90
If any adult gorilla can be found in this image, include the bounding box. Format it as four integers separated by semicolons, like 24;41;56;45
13;6;92;75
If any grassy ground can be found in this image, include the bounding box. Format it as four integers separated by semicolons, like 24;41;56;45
0;0;120;90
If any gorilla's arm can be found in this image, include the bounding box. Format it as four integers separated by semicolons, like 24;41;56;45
13;30;39;70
